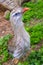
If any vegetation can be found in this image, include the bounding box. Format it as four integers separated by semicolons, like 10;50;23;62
23;1;43;22
18;1;43;65
0;34;13;65
18;47;43;65
5;11;10;20
25;23;43;45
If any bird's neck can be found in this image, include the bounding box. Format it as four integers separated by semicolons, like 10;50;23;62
12;20;24;35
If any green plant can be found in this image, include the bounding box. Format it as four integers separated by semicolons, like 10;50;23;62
0;34;13;65
5;11;10;20
18;47;43;65
25;23;43;45
23;1;43;22
27;47;43;65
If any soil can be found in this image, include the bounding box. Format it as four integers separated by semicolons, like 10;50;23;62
0;16;13;37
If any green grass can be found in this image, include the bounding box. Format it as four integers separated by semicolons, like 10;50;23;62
0;34;13;65
22;1;43;64
23;1;43;22
18;22;43;65
25;23;43;45
27;47;43;65
18;47;43;65
18;1;43;64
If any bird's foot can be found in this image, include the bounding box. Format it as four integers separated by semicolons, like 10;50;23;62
12;58;19;65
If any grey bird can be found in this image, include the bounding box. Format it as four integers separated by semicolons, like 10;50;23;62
9;7;30;59
0;0;30;60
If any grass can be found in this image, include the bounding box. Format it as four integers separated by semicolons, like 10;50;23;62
18;47;43;65
23;1;43;22
25;22;43;45
0;34;13;65
18;1;43;64
22;0;43;45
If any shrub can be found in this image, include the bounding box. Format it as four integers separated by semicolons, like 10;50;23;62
25;23;43;45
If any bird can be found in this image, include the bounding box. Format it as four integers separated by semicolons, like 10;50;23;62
0;0;30;60
9;7;30;59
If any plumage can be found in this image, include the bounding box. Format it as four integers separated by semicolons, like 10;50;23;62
10;7;30;59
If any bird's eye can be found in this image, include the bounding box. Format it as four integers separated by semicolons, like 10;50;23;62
15;12;21;16
15;13;18;16
13;12;21;17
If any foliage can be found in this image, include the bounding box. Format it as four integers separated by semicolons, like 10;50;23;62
37;0;43;2
18;47;43;65
18;1;43;64
0;34;13;65
5;11;10;20
27;47;43;65
23;1;43;22
25;23;43;45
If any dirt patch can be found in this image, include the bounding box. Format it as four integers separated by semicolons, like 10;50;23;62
0;15;13;37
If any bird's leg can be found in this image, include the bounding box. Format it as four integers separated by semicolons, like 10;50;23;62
12;58;19;64
10;58;19;65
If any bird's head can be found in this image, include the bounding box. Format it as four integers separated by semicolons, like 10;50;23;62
10;7;30;25
10;8;29;26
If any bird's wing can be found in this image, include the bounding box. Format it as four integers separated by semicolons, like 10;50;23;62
20;27;30;43
20;27;30;50
13;33;30;59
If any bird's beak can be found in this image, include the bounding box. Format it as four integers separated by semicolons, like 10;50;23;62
22;7;30;13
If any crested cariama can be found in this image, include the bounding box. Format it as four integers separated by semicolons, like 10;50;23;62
0;0;30;59
10;7;30;59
